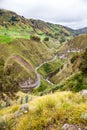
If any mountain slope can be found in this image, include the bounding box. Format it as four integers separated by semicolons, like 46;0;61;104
0;9;73;45
35;34;87;93
57;34;87;58
0;9;87;94
0;38;53;93
51;51;87;92
0;9;74;93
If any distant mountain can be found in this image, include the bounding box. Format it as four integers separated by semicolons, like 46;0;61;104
74;27;87;35
66;26;87;35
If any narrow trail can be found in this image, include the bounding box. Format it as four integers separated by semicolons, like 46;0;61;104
46;77;54;85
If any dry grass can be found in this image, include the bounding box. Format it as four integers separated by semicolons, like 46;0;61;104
0;91;87;130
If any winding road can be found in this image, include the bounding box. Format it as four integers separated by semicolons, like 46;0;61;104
19;55;57;90
16;48;82;91
34;48;83;89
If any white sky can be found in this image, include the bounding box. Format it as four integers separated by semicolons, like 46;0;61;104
0;0;87;29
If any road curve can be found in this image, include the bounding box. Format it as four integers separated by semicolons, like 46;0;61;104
20;55;57;90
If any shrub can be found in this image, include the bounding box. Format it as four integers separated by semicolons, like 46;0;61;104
10;16;17;22
59;38;65;43
30;35;41;42
10;15;20;22
44;37;49;41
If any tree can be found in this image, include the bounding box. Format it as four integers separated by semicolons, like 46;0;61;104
59;38;65;43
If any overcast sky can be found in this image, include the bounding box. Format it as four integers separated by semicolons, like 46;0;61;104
0;0;87;29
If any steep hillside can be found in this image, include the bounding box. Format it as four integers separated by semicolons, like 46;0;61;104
49;48;87;92
0;9;74;94
0;9;73;45
57;34;87;58
35;34;87;93
67;34;87;50
62;48;87;91
0;9;87;95
0;38;53;93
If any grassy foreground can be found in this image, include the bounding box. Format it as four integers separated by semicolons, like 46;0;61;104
0;91;87;130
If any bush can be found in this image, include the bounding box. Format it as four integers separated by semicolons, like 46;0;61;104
59;38;65;43
44;37;49;41
30;35;41;42
10;15;20;22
